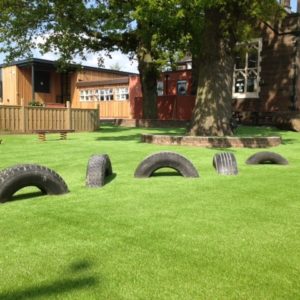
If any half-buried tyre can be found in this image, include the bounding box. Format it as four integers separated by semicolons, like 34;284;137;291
0;164;69;203
213;152;238;175
86;154;113;187
134;151;199;178
246;151;288;165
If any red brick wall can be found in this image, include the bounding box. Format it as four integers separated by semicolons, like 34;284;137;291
160;70;193;95
233;15;298;116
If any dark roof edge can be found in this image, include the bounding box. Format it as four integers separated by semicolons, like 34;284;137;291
0;57;138;76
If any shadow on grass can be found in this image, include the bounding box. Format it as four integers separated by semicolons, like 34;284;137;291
96;134;142;142
228;126;298;146
151;171;183;177
280;138;298;145
95;125;186;142
9;191;45;202
0;277;98;300
0;259;98;300
98;124;186;133
234;126;282;137
105;173;117;185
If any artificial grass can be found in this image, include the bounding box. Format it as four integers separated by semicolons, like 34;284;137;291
0;125;299;299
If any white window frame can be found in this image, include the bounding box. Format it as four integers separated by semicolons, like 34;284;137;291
95;88;114;101
233;38;262;99
115;87;129;101
80;90;85;102
80;89;94;102
177;80;188;95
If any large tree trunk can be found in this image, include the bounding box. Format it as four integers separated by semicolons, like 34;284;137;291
137;47;158;119
191;53;200;95
189;9;235;136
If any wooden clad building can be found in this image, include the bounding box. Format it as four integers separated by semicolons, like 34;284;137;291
0;58;137;119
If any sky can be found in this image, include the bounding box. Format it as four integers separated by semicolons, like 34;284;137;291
0;50;139;73
0;0;297;73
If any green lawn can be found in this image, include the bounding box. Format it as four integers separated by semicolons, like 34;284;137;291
0;125;299;299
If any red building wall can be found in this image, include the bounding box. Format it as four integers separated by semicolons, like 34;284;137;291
129;70;195;120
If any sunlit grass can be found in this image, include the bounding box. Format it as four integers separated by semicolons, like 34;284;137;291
0;125;299;299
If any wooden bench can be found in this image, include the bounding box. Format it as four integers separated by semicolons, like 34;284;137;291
34;130;75;141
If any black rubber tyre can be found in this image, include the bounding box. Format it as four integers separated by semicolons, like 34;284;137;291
0;164;69;203
213;152;238;175
134;151;199;178
85;154;113;187
246;151;288;165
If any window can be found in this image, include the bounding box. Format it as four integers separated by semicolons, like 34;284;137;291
34;70;50;93
80;88;115;101
157;81;164;96
233;39;262;99
95;89;114;101
115;87;129;101
177;80;188;95
80;89;94;101
80;90;85;101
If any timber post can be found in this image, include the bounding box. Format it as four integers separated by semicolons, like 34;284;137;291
66;101;72;130
20;98;27;133
96;103;100;130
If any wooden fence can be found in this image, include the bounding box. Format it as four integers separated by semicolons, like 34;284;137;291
0;102;99;132
99;101;131;119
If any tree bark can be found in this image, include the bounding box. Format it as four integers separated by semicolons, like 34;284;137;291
137;47;158;119
191;53;200;95
189;9;235;136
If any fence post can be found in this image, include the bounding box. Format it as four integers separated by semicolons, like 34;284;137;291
66;101;72;130
20;99;27;133
96;103;100;130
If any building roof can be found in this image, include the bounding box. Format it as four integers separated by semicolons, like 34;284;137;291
0;57;138;76
178;55;192;65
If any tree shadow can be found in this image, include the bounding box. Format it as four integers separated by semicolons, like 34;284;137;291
234;126;297;145
0;259;99;300
95;125;186;142
281;138;298;145
234;126;282;137
95;134;142;142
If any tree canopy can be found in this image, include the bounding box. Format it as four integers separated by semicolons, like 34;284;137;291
0;0;284;134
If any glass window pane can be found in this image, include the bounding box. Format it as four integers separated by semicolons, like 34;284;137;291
247;72;257;93
248;49;258;68
177;81;187;95
235;74;245;93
